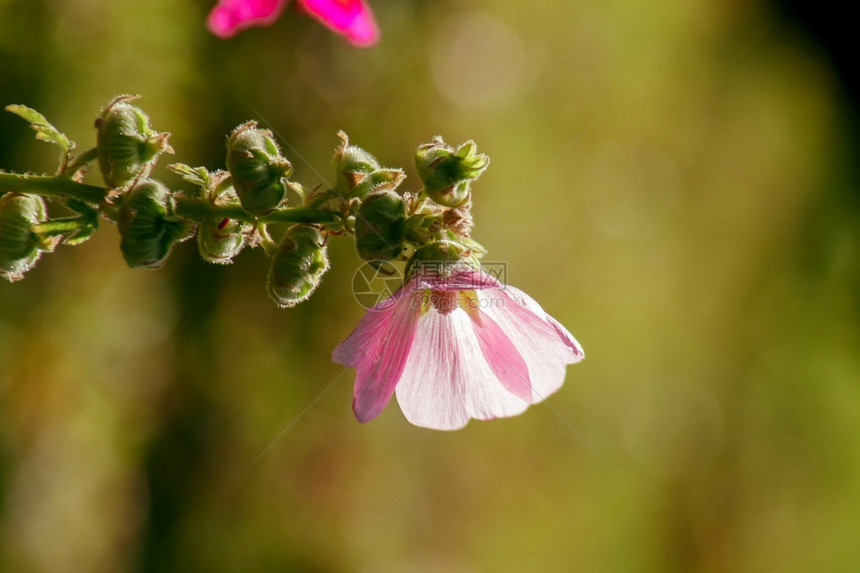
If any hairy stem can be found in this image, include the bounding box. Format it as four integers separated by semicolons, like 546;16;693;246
172;196;343;226
0;172;108;204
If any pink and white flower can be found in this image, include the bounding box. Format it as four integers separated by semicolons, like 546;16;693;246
207;0;379;47
333;266;584;430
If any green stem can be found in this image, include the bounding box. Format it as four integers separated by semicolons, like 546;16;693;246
0;172;107;204
172;196;342;226
257;224;278;256
64;147;99;176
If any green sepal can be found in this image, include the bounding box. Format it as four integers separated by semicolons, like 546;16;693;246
404;240;477;281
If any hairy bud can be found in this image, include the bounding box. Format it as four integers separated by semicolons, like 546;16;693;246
118;180;193;269
355;191;407;261
333;132;405;199
415;137;489;207
198;216;247;265
0;193;49;281
267;225;330;308
226;122;292;215
404;240;472;280
96;95;172;188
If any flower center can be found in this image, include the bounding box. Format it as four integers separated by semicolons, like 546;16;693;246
418;289;481;317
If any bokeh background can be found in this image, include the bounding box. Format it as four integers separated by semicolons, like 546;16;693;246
1;0;859;571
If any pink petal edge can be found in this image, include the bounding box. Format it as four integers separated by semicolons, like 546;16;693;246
480;288;581;402
333;287;420;423
502;284;585;360
469;301;532;402
297;0;380;46
207;0;287;38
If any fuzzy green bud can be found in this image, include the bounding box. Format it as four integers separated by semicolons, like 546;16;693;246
96;95;173;188
415;137;489;207
226;122;292;216
0;193;49;281
355;191;407;262
267;225;330;308
118;180;194;269
333;131;378;196
333;132;405;199
198;216;247;264
350;168;406;200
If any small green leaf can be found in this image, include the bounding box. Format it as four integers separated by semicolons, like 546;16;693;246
65;197;98;217
168;162;211;188
64;221;99;246
66;147;99;174
6;104;73;153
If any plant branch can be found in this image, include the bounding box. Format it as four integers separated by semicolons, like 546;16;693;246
172;196;342;226
0;173;107;204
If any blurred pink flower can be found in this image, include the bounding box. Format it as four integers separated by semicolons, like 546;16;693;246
333;266;584;430
207;0;379;47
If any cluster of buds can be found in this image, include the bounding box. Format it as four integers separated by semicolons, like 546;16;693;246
350;134;489;280
0;95;490;308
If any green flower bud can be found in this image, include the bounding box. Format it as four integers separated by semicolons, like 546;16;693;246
226;122;292;216
118;180;194;269
333;131;379;197
404;240;472;280
415;137;489;207
194;183;247;265
0;193;48;282
355;191;407;261
349;168;406;200
333;132;405;199
96;95;173;188
267;225;330;308
197;216;247;265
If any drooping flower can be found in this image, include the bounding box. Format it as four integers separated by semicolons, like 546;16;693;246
207;0;380;47
332;265;584;430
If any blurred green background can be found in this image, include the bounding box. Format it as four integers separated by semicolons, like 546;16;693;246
1;0;859;571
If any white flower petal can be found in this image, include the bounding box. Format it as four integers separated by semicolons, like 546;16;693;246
481;288;583;402
395;307;529;430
